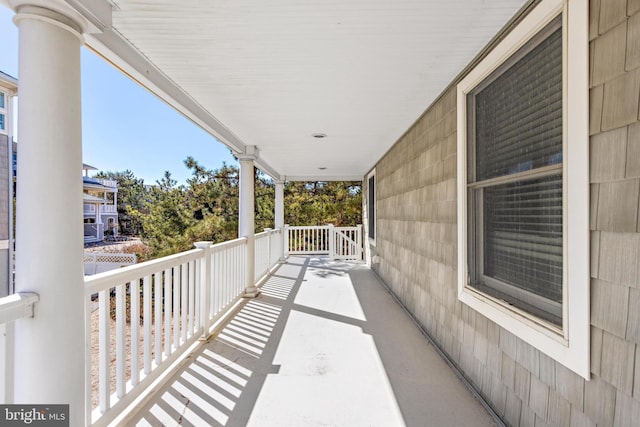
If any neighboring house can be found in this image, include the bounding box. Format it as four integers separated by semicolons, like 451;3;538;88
0;72;16;297
82;164;118;243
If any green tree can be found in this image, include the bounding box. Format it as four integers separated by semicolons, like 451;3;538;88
101;159;362;259
284;181;361;226
184;157;239;242
141;171;195;257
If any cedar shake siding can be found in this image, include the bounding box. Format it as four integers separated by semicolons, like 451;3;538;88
364;1;640;426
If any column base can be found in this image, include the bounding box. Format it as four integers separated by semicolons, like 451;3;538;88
278;256;287;264
243;287;260;298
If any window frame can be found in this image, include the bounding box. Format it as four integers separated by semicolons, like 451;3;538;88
456;0;590;379
367;169;376;246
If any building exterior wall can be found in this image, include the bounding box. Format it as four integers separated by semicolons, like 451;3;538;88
0;133;10;296
0;134;9;241
365;1;640;426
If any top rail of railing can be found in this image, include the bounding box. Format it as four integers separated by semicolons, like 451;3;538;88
0;293;39;325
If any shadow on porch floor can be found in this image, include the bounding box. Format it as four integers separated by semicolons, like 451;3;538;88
127;256;498;427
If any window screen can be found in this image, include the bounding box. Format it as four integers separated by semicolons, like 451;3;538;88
467;17;563;325
368;175;375;240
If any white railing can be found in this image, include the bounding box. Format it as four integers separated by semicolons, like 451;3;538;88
254;228;283;282
285;225;363;260
333;226;363;260
85;178;118;188
84;252;137;275
0;293;39;325
98;179;118;188
84;229;284;426
0;293;39;403
84;223;105;241
84;204;118;215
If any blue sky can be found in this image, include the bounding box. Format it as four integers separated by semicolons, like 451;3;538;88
0;6;237;185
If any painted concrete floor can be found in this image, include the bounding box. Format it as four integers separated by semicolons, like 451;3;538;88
127;256;498;427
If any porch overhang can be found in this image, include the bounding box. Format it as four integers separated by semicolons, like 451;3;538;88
14;0;528;181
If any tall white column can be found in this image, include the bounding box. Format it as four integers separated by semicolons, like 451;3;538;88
274;180;284;230
13;6;85;425
274;180;286;262
239;148;259;297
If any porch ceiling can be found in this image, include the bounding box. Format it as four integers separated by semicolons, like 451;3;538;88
91;0;527;180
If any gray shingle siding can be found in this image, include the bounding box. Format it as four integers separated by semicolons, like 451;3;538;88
363;1;640;425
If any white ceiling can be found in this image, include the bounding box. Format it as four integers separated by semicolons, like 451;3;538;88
90;0;527;180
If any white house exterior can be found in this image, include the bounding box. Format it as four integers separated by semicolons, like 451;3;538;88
0;1;639;426
0;72;16;297
82;164;118;243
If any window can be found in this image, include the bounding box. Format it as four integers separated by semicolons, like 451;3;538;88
367;170;376;244
468;17;563;325
457;0;589;378
0;91;5;132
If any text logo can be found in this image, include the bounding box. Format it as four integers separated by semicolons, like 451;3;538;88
0;405;69;426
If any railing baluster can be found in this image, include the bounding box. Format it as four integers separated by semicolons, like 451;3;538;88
143;275;151;375
130;279;140;386
181;263;188;344
194;259;201;333
164;268;172;357
115;283;125;399
173;267;180;350
215;250;222;314
188;260;195;336
154;272;162;366
98;289;110;413
209;252;215;318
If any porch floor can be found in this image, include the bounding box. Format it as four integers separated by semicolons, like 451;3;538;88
127;256;498;427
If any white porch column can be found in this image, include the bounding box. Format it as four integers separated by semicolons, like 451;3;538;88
13;6;85;424
274;180;286;262
274;180;284;230
239;147;259;297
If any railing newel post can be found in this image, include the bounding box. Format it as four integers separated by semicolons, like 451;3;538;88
328;224;336;260
194;241;213;340
281;225;289;262
357;224;363;260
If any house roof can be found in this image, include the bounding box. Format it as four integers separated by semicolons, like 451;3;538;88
0;70;17;92
83;193;105;203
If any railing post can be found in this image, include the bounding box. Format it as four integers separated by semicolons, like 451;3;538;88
239;148;259;297
194;241;212;339
357;224;363;260
264;228;272;273
283;224;290;260
328;224;336;259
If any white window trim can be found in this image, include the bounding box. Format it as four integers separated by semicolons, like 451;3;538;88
367;169;376;247
456;0;590;379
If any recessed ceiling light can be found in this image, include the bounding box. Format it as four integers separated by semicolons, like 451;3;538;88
312;133;327;139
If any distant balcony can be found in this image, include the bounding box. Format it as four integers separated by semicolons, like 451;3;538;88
84;204;118;215
84;177;118;189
